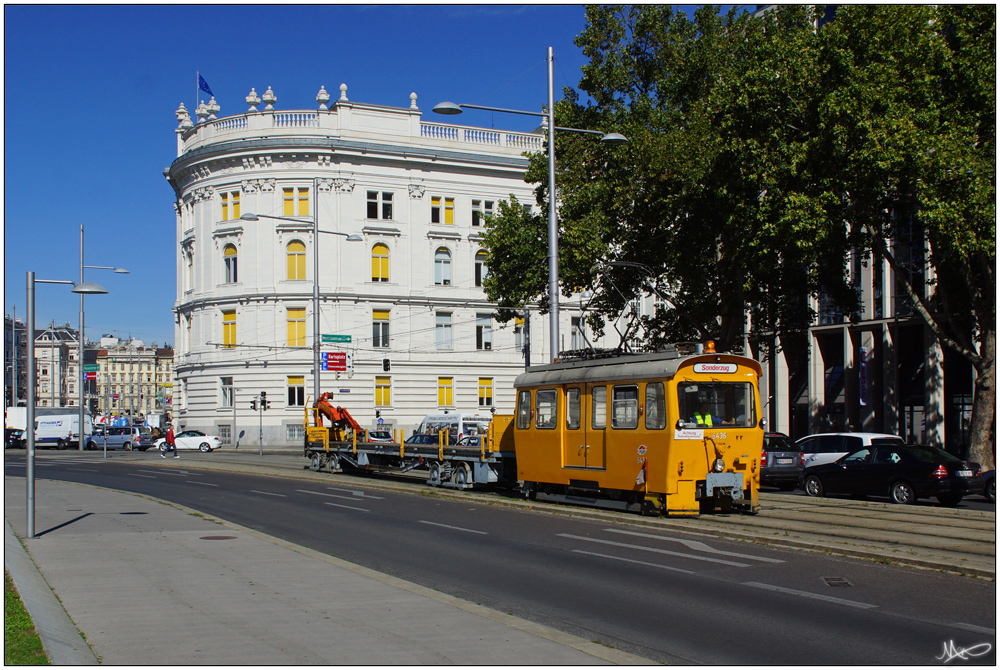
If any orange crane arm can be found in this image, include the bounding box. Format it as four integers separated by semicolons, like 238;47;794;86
313;393;363;433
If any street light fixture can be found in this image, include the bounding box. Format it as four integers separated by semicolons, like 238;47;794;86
240;177;363;410
433;46;627;363
79;224;129;451
26;272;107;538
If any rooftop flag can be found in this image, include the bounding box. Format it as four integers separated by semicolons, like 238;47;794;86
198;73;214;97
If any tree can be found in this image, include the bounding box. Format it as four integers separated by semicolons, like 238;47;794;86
815;5;995;466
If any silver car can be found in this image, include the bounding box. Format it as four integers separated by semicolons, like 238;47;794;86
796;432;905;468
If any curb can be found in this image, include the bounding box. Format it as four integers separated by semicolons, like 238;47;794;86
4;520;99;665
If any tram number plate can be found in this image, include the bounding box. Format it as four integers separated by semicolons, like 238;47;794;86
777;458;794;465
957;470;972;477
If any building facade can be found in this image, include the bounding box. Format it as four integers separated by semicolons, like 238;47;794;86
95;338;174;423
33;325;78;408
165;85;612;446
5;313;28;407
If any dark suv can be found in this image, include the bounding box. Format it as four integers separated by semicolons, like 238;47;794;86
761;432;802;490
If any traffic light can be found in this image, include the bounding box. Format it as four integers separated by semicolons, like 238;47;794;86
250;399;257;410
263;399;270;410
382;358;390;372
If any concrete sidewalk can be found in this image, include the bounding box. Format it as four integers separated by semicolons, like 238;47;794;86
4;477;651;665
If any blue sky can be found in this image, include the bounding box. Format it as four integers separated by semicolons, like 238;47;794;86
4;4;730;347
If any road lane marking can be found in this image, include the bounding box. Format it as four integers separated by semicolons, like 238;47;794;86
139;470;188;476
128;474;156;479
742;581;877;610
188;481;218;487
324;502;369;512
604;528;785;563
326;487;384;499
558;534;751;567
418;520;488;535
68;468;98;472
250;490;287;497
573;550;697;575
951;623;995;635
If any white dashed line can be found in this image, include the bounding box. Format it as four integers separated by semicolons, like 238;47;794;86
558;533;751;567
418;520;487;535
572;549;696;575
742;581;877;610
250;490;287;497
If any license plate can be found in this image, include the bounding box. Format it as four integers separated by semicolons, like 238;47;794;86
957;470;972;477
777;458;793;465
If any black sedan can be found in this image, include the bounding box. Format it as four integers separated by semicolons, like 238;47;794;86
801;444;982;506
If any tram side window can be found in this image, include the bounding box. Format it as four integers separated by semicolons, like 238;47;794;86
535;389;558;429
516;390;532;429
592;386;607;430
611;385;639;429
645;382;666;430
566;388;581;430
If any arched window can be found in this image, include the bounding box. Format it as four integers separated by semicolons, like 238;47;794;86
475;250;488;287
223;244;238;283
434;247;452;285
287;241;306;280
372;243;389;282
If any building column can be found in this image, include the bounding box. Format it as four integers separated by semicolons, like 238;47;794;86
881;322;899;437
924;325;945;447
807;329;824;434
843;325;858;429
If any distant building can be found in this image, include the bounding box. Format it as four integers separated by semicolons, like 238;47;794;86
4;313;28;407
95;338;174;422
32;324;78;408
164;84;614;445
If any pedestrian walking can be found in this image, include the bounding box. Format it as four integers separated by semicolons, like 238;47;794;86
161;424;178;458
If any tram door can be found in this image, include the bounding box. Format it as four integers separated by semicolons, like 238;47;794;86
563;387;586;468
584;384;608;469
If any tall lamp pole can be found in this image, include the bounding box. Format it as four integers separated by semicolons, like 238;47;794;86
78;224;128;450
433;47;627;363
27;272;107;538
241;179;363;405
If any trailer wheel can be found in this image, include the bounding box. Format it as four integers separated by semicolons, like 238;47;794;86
428;461;443;487
310;454;323;471
452;462;471;488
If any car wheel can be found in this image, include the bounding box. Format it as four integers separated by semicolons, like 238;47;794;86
57;440;67;450
85;442;95;451
803;475;824;498
159;443;168;453
123;442;131;452
199;442;211;452
890;480;917;505
937;493;963;507
986;479;996;504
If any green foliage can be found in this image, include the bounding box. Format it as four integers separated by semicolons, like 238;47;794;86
5;570;50;665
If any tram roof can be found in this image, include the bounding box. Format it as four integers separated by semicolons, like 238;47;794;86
513;350;762;387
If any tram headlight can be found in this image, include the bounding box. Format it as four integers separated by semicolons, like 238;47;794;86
712;458;725;473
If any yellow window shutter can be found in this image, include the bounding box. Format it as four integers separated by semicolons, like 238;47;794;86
284;188;294;216
445;198;454;224
221;193;229;221
372;310;390;320
232;192;240;219
299;188;309;216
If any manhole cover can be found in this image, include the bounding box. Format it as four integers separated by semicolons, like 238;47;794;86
199;535;237;541
822;576;852;587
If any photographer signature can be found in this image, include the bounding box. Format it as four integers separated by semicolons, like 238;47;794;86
936;640;992;663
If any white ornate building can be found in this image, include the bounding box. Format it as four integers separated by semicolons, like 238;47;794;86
165;84;614;446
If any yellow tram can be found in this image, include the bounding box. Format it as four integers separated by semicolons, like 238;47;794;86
512;343;763;516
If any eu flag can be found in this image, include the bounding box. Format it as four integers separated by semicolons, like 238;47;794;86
199;74;214;97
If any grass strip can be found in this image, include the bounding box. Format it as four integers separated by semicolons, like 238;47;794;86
5;569;50;665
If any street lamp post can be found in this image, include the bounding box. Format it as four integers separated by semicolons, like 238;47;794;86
433;47;626;363
78;224;128;451
241;178;363;407
27;271;107;538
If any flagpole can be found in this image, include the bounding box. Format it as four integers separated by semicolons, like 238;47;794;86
196;70;199;115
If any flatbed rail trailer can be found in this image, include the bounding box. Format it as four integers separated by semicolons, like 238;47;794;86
303;405;517;490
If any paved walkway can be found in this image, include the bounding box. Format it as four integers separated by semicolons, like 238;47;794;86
4;477;651;665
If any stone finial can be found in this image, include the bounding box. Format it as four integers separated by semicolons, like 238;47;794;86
317;85;330;110
262;86;277;110
410;92;418;110
175;102;193;129
339;83;348;102
195;100;210;124
246;87;261;112
206;97;220;120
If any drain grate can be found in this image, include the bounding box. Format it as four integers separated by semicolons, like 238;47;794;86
822;576;852;587
199;535;237;541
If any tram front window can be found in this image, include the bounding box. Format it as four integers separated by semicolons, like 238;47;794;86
677;382;755;429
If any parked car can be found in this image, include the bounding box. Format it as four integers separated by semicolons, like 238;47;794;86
156;430;222;453
86;426;134;451
760;432;802;490
801;444;982;506
404;433;442;446
366;429;394;443
981;470;995;503
5;428;24;449
796;432;905;468
126;425;154;451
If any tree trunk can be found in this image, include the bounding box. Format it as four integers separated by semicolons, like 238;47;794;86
967;328;996;471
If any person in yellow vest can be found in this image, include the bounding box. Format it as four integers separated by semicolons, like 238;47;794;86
692;401;725;427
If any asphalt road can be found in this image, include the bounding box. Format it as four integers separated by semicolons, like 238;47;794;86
6;451;996;665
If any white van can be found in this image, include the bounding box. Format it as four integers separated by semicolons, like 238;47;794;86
34;413;93;450
415;411;493;444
